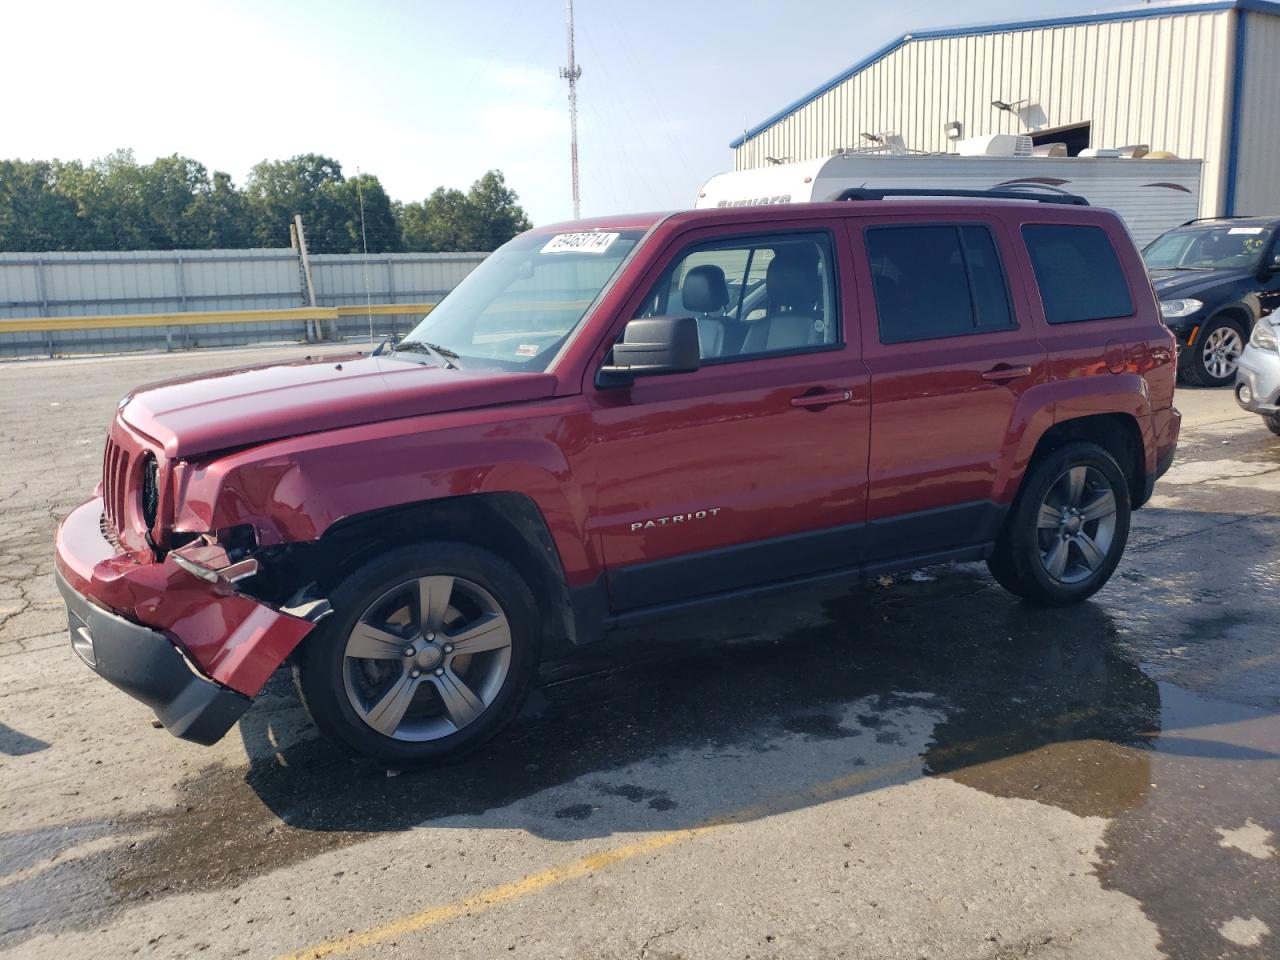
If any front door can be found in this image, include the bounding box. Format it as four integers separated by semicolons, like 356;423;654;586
587;223;871;610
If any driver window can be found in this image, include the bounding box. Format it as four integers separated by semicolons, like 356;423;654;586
633;232;839;361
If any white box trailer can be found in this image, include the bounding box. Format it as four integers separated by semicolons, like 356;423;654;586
696;155;1203;247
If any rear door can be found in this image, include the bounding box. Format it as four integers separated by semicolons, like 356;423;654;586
586;219;871;610
849;212;1046;563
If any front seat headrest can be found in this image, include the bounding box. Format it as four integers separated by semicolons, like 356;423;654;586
681;264;729;313
766;255;820;312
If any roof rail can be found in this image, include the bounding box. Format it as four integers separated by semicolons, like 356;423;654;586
1179;215;1253;226
835;187;1089;206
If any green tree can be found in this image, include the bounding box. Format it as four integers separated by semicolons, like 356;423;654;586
1;152;531;254
400;186;471;252
399;170;531;252
465;170;533;250
50;150;214;249
0;160;85;251
138;154;211;247
183;171;254;248
329;173;403;253
245;153;351;251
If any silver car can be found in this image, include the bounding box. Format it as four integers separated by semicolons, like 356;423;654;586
1236;316;1280;435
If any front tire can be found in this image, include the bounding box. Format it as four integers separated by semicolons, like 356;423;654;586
1265;413;1280;437
294;541;540;764
987;442;1131;606
1181;315;1245;387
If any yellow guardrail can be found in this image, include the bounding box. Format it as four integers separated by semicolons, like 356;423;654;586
0;302;436;334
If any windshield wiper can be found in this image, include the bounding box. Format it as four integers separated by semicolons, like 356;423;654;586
391;339;462;369
1161;266;1214;272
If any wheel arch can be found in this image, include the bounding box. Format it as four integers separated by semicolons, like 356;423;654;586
1025;413;1147;508
269;493;579;659
1201;304;1254;336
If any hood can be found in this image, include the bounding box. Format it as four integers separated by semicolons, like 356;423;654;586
1149;267;1254;298
120;353;558;459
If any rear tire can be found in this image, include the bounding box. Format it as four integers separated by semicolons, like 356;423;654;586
1265;413;1280;437
1181;315;1245;387
987;441;1131;606
294;541;540;765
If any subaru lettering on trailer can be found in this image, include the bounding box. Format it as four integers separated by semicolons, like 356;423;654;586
715;195;792;207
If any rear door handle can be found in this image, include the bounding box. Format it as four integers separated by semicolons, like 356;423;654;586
981;364;1033;382
791;390;854;408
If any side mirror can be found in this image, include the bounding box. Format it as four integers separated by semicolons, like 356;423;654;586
597;316;701;387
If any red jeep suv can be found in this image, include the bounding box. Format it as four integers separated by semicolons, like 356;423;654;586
55;192;1180;763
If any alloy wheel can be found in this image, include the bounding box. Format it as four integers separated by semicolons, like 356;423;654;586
1036;465;1119;585
1201;326;1244;380
342;575;512;741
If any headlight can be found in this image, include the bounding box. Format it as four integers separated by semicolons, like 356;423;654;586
1251;320;1278;351
1159;298;1203;318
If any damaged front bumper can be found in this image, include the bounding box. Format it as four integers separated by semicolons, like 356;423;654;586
54;496;319;745
55;568;251;744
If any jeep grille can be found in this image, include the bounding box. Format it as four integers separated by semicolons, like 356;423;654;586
100;419;161;555
101;434;131;535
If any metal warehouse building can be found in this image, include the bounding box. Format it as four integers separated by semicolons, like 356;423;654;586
731;0;1280;217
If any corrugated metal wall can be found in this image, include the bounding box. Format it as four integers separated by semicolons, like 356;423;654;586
309;252;483;308
1234;10;1280;214
0;249;485;356
734;9;1239;217
0;249;484;320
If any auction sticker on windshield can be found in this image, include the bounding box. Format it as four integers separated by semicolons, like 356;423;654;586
541;232;620;254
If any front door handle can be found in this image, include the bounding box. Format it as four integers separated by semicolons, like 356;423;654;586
790;389;854;408
981;364;1033;382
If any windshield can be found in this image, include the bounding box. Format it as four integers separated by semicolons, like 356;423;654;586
1143;224;1273;271
396;229;644;371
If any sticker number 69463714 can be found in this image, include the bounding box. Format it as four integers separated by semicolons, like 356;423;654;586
540;232;620;254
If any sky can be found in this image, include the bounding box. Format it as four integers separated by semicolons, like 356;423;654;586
2;0;1141;226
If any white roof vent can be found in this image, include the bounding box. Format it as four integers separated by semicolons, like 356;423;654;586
956;134;1034;157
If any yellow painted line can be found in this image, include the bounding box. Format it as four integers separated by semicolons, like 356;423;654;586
0;303;436;333
275;757;918;960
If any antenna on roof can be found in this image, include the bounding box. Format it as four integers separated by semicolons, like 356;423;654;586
355;166;375;347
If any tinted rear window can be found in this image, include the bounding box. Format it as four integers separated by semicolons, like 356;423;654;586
866;224;1014;343
1022;224;1133;324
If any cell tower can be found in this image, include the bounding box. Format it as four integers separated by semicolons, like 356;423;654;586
559;0;583;219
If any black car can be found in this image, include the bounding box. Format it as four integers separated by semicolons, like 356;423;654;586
1143;217;1280;387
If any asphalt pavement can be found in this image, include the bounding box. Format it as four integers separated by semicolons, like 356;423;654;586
1;343;1276;960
